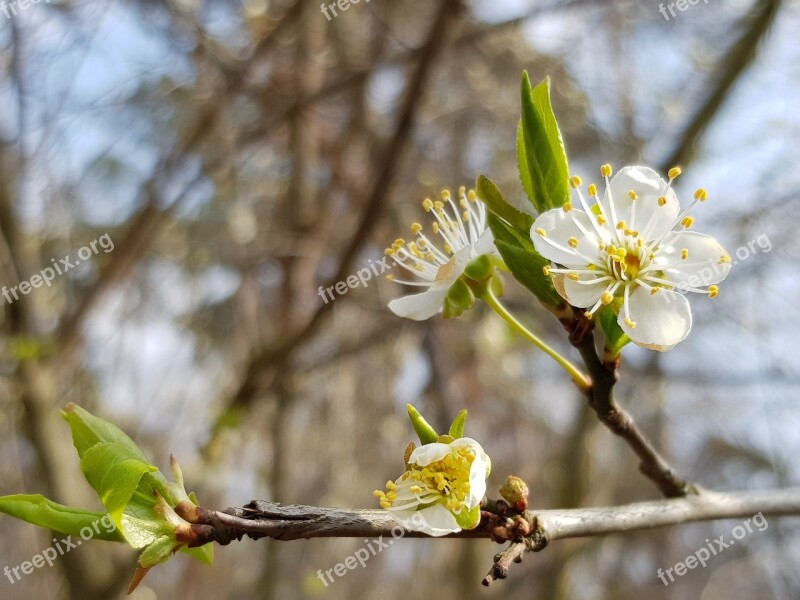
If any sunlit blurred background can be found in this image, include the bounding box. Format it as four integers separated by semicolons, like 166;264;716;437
0;0;798;598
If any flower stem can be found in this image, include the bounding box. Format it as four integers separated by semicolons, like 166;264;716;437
479;288;590;391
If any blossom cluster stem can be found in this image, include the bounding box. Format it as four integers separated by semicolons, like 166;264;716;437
478;286;590;391
572;328;694;497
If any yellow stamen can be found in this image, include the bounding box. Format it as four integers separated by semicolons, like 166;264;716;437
563;201;574;212
681;216;694;228
600;164;613;178
628;190;638;201
616;220;627;230
568;237;579;248
668;166;682;180
624;317;636;328
543;266;551;276
597;215;607;225
587;183;598;197
411;222;423;234
658;196;667;206
708;285;719;298
681;249;689;260
694;188;708;202
535;228;546;237
601;291;614;305
569;176;583;188
568;273;580;281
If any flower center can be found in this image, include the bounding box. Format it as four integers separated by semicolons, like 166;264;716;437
374;447;475;514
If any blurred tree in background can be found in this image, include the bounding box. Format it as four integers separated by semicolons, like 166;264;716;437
0;0;798;598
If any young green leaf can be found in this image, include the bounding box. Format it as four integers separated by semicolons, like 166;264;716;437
518;72;570;212
407;404;439;445
448;410;467;439
79;442;159;525
180;544;214;565
0;494;124;542
476;174;533;234
62;403;150;463
488;214;562;307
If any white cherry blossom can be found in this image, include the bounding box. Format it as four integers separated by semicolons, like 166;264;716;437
386;187;496;320
531;165;731;351
373;437;491;536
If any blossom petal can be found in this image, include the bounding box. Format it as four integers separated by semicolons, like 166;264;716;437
655;231;731;288
388;287;448;321
451;438;491;507
605;166;679;242
390;503;461;536
619;288;692;351
553;274;608;308
472;227;498;257
531;208;604;268
408;442;452;466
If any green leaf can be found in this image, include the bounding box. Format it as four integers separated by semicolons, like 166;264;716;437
488;214;562;307
138;535;178;568
448;410;467;439
476;174;533;234
516;123;535;206
80;442;158;525
118;502;171;549
406;405;439;445
453;505;480;530
0;494;124;542
180;544;214;565
596;307;631;354
518;72;570;212
62;403;150;463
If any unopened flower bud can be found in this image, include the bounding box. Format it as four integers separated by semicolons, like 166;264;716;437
499;476;529;511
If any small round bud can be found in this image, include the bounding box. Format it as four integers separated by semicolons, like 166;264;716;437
499;475;529;511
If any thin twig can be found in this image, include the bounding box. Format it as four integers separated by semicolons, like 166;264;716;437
569;323;695;497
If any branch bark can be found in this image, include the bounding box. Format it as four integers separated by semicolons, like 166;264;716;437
188;487;800;585
203;487;800;542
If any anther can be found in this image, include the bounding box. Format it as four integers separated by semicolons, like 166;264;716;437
600;164;613;178
668;166;682;180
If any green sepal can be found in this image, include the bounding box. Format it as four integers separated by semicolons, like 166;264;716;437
407;404;439;445
490;271;505;297
464;255;494;281
518;72;570;212
0;494;125;542
596;307;631;355
453;505;481;530
448;410;467;439
443;278;475;320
